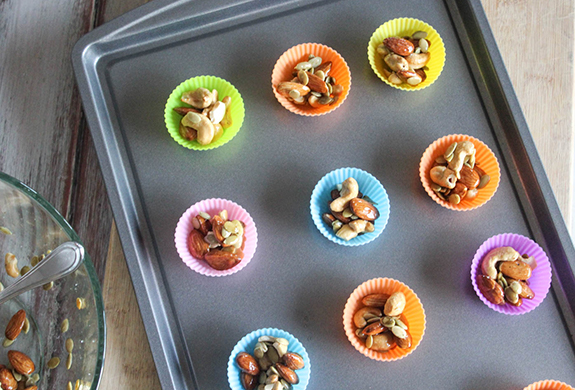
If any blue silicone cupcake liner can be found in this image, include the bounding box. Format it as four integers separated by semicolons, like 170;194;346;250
310;167;390;246
227;328;311;390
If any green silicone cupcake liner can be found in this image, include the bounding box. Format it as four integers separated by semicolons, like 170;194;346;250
164;75;245;151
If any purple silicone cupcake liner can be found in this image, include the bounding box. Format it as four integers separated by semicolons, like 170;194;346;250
470;233;552;315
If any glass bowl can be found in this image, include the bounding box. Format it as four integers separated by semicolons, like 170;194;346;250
0;172;105;389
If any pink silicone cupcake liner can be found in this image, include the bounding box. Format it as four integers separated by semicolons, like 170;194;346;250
524;379;575;390
470;233;552;315
174;198;258;277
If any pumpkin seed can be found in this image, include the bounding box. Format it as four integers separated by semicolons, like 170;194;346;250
47;357;60;369
20;266;30;276
30;256;39;267
308;56;322;68
381;317;395;328
0;282;4;292
448;194;461;205
391;325;407;339
310;91;322;98
43;281;54;290
297;70;309;85
67;353;73;369
415;47;421;54
12;371;21;381
319;96;333;105
259;336;275;343
295;61;312;71
23;317;30;334
504;287;519;304
366;316;381;324
431;183;442;193
331;220;343;232
326;82;333;95
315;70;325;80
275;337;289;346
67;382;73;390
266;346;279;364
362;195;378;205
198;211;211;220
0;227;12;235
26;373;40;386
259;372;267;384
66;338;74;353
330;76;337;84
436;192;446;201
355;328;367;338
510;281;522;295
477;174;491;189
288;89;300;100
444;142;457;159
419;38;429;53
61;319;70;333
2;338;14;347
342;208;353;218
395;318;408;330
445;153;454;162
365;335;373;348
412;30;428;40
273;341;287;357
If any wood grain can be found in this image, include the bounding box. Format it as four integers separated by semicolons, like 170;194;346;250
481;0;574;224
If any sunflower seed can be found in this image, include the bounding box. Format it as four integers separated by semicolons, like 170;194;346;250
2;338;14;347
67;382;73;390
47;357;60;369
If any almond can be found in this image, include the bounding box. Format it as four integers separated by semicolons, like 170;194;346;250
277;82;310;98
330;189;340;200
0;367;16;390
210;215;226;244
361;293;389;307
397;69;417;79
5;310;25;341
8;350;34;375
305;72;328;94
179;123;197;141
173;106;201;116
477;275;505;305
236;352;259;375
187;229;209;260
415;68;427;82
499;260;532;280
363;322;385;336
315;61;332;75
394;329;412;349
23;387;37;390
275;363;299;384
240;373;257;390
383;37;415;56
450;182;468;200
204;248;242;270
349;198;379;221
192;215;211;236
331;210;351;224
281;352;305;370
459;165;480;189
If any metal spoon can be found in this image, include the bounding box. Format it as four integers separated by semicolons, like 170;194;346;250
0;242;84;305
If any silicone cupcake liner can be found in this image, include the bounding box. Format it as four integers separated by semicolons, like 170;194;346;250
164;75;245;150
310;167;390;246
271;43;351;116
524;380;575;390
343;278;426;361
227;328;311;390
174;198;257;277
470;233;552;315
368;18;446;91
419;134;500;211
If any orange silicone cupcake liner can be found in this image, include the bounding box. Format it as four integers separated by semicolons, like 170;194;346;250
271;43;351;116
342;278;426;361
524;380;575;390
419;134;500;211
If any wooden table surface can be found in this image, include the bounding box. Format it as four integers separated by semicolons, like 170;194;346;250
0;0;573;388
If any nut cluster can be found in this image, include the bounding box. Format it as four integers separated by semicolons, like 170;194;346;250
0;349;37;390
187;210;245;270
322;177;379;241
174;88;233;145
353;292;412;352
477;246;537;307
377;31;431;86
429;141;490;205
236;336;305;390
276;54;344;107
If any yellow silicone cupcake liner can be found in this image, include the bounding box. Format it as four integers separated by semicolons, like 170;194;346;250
343;278;426;361
524;380;575;390
419;134;500;211
271;43;351;116
368;18;445;91
164;75;245;151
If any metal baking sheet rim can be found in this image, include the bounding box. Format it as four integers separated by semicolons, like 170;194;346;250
72;0;575;389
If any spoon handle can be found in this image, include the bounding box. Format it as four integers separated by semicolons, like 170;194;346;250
0;242;84;306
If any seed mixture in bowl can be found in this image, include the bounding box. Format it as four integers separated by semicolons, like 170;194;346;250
376;31;431;86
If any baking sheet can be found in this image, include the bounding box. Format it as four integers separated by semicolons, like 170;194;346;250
73;0;575;388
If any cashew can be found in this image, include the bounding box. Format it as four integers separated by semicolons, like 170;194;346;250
349;220;375;233
384;53;409;72
208;101;226;124
429;166;457;189
182;112;215;145
448;141;475;177
353;307;382;328
481;246;520;279
405;52;430;69
211;89;218;102
5;253;19;278
181;88;214;109
330;178;359;212
220;96;233;128
336;224;357;241
376;43;390;58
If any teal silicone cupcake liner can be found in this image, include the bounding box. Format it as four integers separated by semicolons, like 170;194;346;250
227;328;311;390
310;167;390;246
